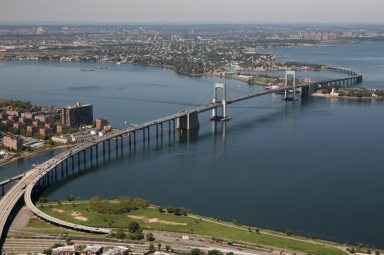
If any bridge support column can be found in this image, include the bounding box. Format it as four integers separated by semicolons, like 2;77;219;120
71;155;75;174
90;146;93;165
120;136;123;153
65;158;69;176
160;123;163;137
1;185;4;196
77;153;81;170
96;145;99;163
284;71;297;101
108;140;111;158
83;150;86;169
115;137;118;155
50;170;53;185
142;128;146;144
300;83;314;98
177;111;200;130
210;83;231;121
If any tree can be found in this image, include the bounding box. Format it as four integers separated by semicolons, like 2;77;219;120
148;244;156;254
191;248;205;255
67;194;75;201
128;231;144;240
65;237;73;245
113;228;127;239
128;221;140;233
165;245;171;252
207;250;223;255
157;243;161;251
146;232;155;242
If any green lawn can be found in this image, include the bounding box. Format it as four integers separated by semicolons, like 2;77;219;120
38;201;347;255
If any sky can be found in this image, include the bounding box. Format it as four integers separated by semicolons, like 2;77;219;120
1;0;383;24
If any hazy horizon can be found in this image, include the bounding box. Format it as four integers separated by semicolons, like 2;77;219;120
1;0;384;24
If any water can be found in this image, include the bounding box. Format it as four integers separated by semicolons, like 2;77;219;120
1;41;384;247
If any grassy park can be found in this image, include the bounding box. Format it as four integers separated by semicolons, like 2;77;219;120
34;198;348;255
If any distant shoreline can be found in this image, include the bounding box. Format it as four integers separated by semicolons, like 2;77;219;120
0;144;72;168
312;93;384;101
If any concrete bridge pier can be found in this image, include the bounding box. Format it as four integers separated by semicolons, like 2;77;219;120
83;150;86;169
71;155;75;174
60;163;64;179
160;123;164;137
300;83;314;98
177;111;200;130
120;136;123;154
77;152;81;170
49;170;52;184
95;146;99;165
210;83;231;121
108;139;111;159
284;71;298;101
173;119;176;142
90;147;93;166
1;185;5;196
115;137;119;155
65;158;69;176
142;128;146;145
54;167;58;183
147;127;150;146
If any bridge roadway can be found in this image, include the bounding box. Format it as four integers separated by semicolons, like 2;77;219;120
0;69;363;244
0;174;24;196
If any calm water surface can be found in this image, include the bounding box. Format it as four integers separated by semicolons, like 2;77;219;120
0;41;384;246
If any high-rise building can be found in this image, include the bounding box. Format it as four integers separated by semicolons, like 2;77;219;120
61;102;93;128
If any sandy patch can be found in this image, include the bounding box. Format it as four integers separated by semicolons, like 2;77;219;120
70;211;88;222
128;215;187;226
52;208;65;213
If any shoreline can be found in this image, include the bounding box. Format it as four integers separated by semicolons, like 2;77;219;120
312;93;384;101
0;144;73;168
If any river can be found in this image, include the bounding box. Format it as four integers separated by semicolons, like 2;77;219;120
0;41;383;246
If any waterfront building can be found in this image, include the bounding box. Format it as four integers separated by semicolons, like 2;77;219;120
26;125;38;136
95;118;108;129
2;134;23;151
51;135;70;144
61;102;93;128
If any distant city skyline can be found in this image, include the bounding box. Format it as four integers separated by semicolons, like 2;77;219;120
1;0;384;24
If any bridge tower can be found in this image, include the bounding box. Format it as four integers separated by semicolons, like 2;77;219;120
284;71;297;101
210;83;231;121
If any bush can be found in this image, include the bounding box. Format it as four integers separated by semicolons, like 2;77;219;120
207;250;223;255
129;231;144;240
128;221;140;233
89;196;149;214
191;248;205;255
112;229;127;239
146;232;155;242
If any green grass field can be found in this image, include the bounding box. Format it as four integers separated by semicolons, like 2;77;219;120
37;201;347;255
